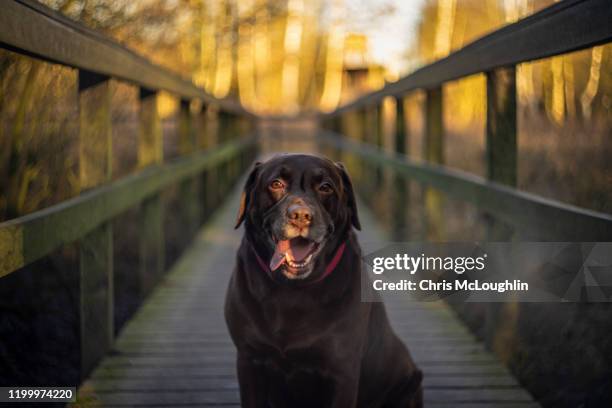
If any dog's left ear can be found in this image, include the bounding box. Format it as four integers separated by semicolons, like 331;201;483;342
235;162;261;229
335;162;361;231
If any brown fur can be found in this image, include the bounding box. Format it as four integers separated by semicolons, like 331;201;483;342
225;154;422;407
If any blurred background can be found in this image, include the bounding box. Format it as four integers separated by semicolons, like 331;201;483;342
1;0;610;223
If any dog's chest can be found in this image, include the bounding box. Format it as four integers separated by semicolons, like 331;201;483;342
248;300;339;362
259;296;334;348
255;345;328;380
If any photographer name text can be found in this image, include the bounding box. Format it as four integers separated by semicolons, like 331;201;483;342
369;254;528;293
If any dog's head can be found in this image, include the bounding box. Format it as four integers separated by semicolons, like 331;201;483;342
235;154;360;282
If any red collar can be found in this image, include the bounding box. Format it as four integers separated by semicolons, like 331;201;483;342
251;241;347;285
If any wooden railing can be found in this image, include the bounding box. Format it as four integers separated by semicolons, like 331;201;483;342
322;0;612;240
320;132;612;241
320;1;612;404
0;0;256;380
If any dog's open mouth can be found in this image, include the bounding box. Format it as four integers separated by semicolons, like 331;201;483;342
270;237;321;278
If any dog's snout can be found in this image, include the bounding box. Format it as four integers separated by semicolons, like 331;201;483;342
287;204;312;228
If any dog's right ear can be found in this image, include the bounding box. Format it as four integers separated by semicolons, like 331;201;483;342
235;162;262;229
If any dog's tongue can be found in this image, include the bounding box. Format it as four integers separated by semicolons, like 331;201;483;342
269;238;315;271
270;240;290;271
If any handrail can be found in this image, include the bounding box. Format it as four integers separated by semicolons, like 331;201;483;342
0;137;256;278
321;131;612;241
326;0;612;116
0;0;249;115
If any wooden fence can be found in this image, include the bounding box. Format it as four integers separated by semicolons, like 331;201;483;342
321;0;612;405
322;0;612;241
0;0;256;379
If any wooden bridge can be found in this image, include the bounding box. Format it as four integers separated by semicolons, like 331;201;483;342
1;1;611;407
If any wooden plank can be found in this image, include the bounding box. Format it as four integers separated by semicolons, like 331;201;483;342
423;375;519;388
84;374;520;391
138;88;165;296
318;132;612;241
77;386;533;406
77;390;240;405
0;0;248;115
95;352;498;368
427;404;539;408
93;366;237;379
84;377;239;392
114;328;474;339
78;70;114;379
326;0;612;116
111;342;486;354
77;388;535;406
424;388;534;402
0;138;255;278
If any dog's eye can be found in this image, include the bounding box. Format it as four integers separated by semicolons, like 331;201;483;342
269;179;285;190
318;182;333;194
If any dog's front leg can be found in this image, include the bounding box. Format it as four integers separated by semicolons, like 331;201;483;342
237;352;269;408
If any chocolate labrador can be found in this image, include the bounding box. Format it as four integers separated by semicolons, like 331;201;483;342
225;154;422;407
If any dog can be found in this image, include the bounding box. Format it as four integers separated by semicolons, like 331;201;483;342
225;154;423;407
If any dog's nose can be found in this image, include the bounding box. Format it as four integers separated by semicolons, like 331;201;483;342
287;204;312;228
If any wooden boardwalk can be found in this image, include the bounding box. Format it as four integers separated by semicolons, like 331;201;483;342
77;185;540;407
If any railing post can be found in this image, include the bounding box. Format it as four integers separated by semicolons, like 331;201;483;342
359;107;367;144
424;86;444;241
332;114;342;160
138;88;164;296
77;70;113;379
484;67;517;239
369;104;380;147
356;107;368;184
179;99;196;154
229;112;240;182
364;104;381;197
486;67;517;187
178;99;200;240
392;95;409;240
484;66;518;352
217;110;231;199
198;103;210;224
204;105;220;212
197;102;210;150
336;115;343;135
340;109;359;180
375;103;385;189
395;96;406;155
